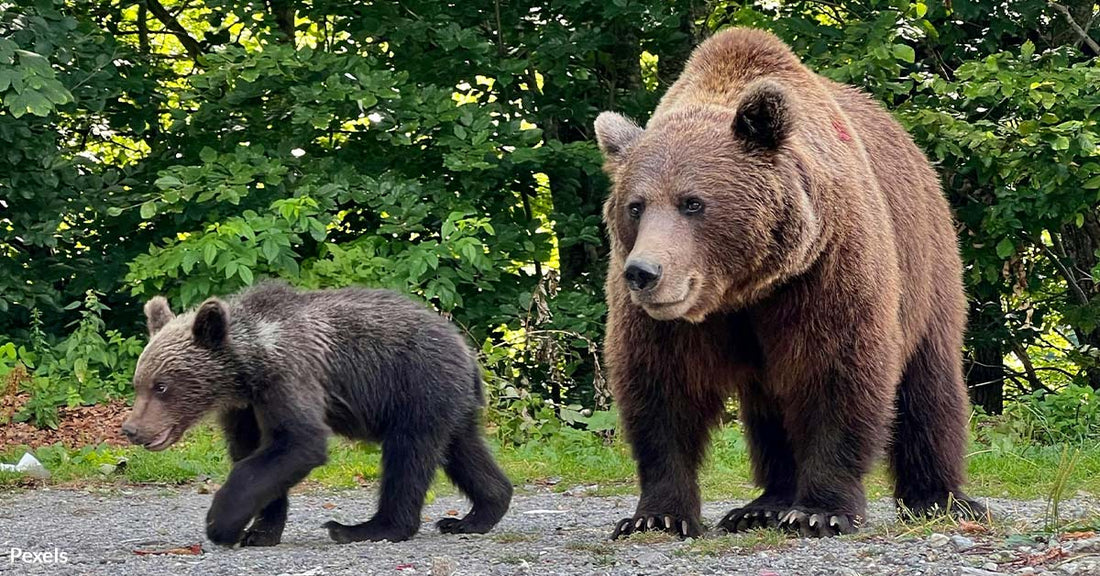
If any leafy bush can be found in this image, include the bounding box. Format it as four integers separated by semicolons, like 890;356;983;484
9;291;143;429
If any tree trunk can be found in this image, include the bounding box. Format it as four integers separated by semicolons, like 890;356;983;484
966;301;1005;414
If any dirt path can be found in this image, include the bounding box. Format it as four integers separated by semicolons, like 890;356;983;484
0;487;1098;575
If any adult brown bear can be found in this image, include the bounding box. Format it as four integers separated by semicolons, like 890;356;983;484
595;28;984;539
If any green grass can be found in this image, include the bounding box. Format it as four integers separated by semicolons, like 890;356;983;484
2;423;1100;508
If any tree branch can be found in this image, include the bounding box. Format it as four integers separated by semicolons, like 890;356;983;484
1050;1;1100;54
1035;235;1091;305
143;0;204;60
1012;342;1056;393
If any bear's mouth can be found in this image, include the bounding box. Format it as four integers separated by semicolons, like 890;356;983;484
637;278;700;320
144;426;178;451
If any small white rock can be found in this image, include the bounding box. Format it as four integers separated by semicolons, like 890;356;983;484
929;533;951;548
951;535;976;552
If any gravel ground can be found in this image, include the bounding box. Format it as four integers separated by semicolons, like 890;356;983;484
1;486;1099;576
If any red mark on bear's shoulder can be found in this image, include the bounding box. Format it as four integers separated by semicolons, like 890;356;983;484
832;119;852;142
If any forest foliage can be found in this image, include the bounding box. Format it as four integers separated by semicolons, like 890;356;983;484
1;0;1099;442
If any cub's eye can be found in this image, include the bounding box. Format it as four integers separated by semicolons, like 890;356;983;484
681;198;704;215
153;382;168;395
627;202;644;220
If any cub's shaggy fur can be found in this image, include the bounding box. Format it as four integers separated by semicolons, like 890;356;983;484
595;28;983;539
122;282;512;546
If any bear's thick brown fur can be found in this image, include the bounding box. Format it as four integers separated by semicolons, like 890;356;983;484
594;28;983;539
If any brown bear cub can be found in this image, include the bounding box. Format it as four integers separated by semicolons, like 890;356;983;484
595;28;984;539
121;281;512;546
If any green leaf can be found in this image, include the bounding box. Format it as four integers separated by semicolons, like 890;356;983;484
200;147;218;163
1021;40;1035;58
238;266;254;285
139;201;157;219
1052;136;1070;151
203;242;218;266
892;44;916;64
105;207;123;217
262;238;280;263
154;175;183;189
995;238;1015;258
1083;175;1100;190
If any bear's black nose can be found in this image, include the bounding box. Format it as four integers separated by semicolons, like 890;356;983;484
624;259;662;291
121;423;138;441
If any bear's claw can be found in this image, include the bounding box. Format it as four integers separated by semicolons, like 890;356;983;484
610;514;701;540
776;507;860;538
719;504;787;533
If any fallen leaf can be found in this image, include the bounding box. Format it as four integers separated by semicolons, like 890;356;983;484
445;509;459;516
133;543;203;556
323;502;336;510
958;519;989;534
1062;531;1096;540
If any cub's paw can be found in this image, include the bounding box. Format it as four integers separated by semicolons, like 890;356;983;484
323;519;416;544
240;526;283;547
610;514;703;540
206;515;249;547
718;504;787;533
777;508;862;538
205;491;255;547
437;516;493;535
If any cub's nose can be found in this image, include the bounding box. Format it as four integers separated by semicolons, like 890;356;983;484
121;423;138;442
624;258;662;291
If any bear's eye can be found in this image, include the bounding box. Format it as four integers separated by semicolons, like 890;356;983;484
681;198;704;215
153;382;168;395
627;202;644;220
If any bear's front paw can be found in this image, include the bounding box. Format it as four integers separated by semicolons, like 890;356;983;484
205;497;254;547
610;514;702;540
718;504;787;533
898;494;989;523
206;515;250;547
776;507;862;538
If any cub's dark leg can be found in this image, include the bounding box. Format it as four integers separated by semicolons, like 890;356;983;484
892;327;986;520
324;431;443;543
719;381;797;533
220;407;289;547
206;405;329;547
437;412;513;535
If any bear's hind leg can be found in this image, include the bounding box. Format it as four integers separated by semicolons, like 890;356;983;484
719;382;797;533
892;330;986;520
437;413;513;535
220;407;288;547
324;432;442;543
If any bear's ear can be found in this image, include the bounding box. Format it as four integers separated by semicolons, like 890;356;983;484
144;296;175;336
594;112;644;171
733;81;790;151
192;298;229;349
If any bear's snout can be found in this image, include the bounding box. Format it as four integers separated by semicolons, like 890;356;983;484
121;422;139;443
624;258;662;291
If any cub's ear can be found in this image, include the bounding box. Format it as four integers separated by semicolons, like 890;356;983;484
192;298;229;349
144;296;175;336
733;80;790;151
594;112;644;173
